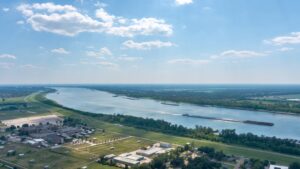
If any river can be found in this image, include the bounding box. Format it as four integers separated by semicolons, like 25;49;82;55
46;87;300;140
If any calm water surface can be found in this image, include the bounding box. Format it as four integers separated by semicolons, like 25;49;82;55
46;87;300;140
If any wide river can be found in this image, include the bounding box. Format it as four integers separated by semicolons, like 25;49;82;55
46;87;300;140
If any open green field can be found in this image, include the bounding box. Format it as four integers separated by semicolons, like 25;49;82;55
56;108;300;165
61;132;154;159
0;135;143;169
0;142;89;169
0;92;53;120
1;91;300;168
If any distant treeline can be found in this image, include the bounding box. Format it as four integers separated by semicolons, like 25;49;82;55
40;93;300;157
0;86;46;99
82;85;300;114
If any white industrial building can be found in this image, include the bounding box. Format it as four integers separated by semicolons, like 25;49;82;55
269;165;289;169
112;142;173;167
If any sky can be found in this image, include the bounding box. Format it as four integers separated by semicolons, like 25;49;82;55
0;0;300;84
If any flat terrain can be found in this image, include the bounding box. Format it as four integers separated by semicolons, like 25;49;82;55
84;85;300;114
2;114;62;126
1;91;300;168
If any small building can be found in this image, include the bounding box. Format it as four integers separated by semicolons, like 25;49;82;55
104;154;116;160
136;147;162;157
44;134;64;145
160;142;171;148
114;156;140;166
126;154;144;161
269;165;289;169
7;150;16;156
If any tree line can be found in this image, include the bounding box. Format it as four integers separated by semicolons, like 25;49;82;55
40;95;300;157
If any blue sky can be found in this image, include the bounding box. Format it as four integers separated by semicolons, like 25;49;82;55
0;0;300;84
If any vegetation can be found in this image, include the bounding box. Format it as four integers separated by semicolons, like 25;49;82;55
82;84;300;114
241;158;271;169
290;162;300;169
41;97;300;156
131;145;223;169
1;88;300;168
0;86;47;99
220;129;300;155
198;146;226;161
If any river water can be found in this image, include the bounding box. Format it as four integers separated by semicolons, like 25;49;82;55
46;87;300;140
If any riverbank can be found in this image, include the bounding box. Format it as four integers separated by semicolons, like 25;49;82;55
46;87;300;140
90;88;300;117
37;91;300;161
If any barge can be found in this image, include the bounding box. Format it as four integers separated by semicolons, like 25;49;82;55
182;114;274;126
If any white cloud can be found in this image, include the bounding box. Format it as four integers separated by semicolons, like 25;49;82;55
16;20;25;25
278;47;294;52
17;3;173;37
28;11;106;36
123;40;175;50
266;32;300;46
86;47;112;58
0;54;16;59
212;50;268;59
51;48;70;55
168;58;210;65
81;61;118;68
175;0;193;6
0;62;14;69
106;17;173;37
95;8;115;26
2;8;10;12
18;3;76;14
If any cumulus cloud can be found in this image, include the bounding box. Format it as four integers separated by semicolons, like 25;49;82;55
265;32;300;46
17;3;173;37
122;40;175;50
86;47;112;58
211;50;268;59
51;48;70;55
106;18;173;37
175;0;193;6
168;58;210;65
0;54;16;59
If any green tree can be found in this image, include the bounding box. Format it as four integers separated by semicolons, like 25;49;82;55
290;162;300;169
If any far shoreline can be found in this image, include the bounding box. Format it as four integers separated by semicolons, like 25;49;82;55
91;88;300;117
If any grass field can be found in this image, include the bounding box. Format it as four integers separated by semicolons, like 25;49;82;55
54;107;300;165
0;92;300;168
0;142;89;169
0;92;53;120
